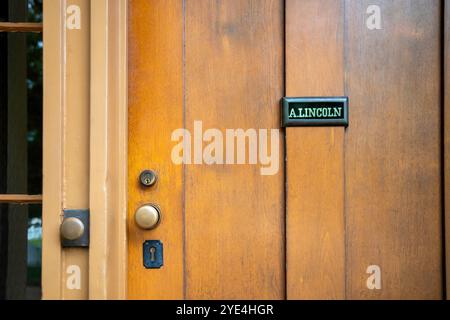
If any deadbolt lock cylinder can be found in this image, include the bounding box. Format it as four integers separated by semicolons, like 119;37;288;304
139;170;158;187
135;204;161;230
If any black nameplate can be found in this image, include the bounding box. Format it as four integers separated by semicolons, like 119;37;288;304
282;97;349;127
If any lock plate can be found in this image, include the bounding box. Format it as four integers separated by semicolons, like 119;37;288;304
143;240;163;269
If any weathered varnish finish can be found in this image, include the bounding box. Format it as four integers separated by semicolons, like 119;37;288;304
345;0;442;299
184;0;284;299
286;0;346;300
128;0;184;299
128;0;284;299
287;0;443;300
128;0;444;300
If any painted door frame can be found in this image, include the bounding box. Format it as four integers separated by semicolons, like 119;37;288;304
41;0;450;300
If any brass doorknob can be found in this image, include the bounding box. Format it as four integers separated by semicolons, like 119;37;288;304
60;217;85;241
135;204;161;230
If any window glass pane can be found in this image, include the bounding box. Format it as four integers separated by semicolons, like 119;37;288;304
0;2;8;22
0;4;43;195
0;204;42;300
0;0;42;300
27;32;43;194
0;33;42;195
27;204;42;299
0;0;42;23
27;0;42;23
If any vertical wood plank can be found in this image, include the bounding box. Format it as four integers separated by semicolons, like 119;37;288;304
345;0;442;299
285;0;346;299
184;0;284;299
127;0;184;299
445;0;450;300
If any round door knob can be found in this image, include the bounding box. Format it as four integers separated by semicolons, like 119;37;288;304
60;217;85;241
135;204;161;230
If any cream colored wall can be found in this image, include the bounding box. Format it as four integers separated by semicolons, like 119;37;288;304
42;0;127;300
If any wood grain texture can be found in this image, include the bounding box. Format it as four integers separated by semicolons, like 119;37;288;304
445;0;450;300
184;0;284;299
128;0;184;299
345;0;442;299
127;0;444;300
286;0;346;299
0;22;42;32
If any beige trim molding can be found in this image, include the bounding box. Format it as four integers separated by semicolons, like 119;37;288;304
42;0;64;299
43;0;92;300
89;0;128;300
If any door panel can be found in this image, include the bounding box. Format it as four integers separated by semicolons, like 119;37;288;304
128;0;444;300
128;0;184;299
345;0;442;299
184;0;284;299
286;0;443;300
285;0;346;300
128;0;284;299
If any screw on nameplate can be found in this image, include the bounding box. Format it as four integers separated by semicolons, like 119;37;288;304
281;97;349;127
143;240;163;269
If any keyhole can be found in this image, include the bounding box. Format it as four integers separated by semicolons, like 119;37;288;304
143;240;163;269
139;170;157;187
149;246;156;262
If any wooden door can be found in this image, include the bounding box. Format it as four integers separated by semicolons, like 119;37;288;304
286;0;443;300
128;0;444;300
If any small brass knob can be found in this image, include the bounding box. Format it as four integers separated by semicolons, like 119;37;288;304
135;204;161;230
60;217;85;241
